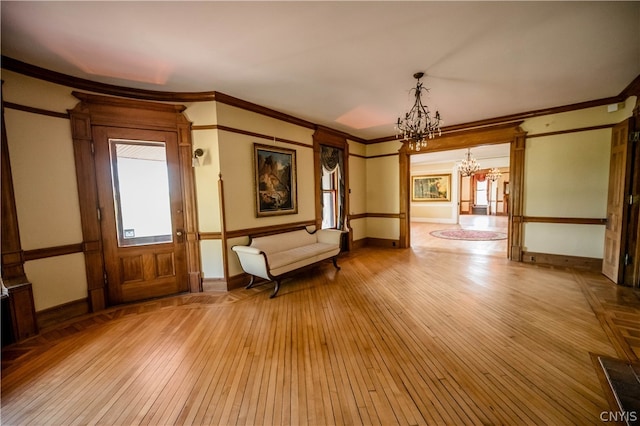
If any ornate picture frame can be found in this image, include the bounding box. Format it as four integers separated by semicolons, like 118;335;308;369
412;174;451;202
254;143;298;217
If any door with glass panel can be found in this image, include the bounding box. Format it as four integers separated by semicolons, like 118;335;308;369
93;126;188;304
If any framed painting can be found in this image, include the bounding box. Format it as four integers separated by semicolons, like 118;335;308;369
254;144;298;217
412;174;451;201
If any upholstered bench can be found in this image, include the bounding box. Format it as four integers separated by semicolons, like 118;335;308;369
232;228;343;298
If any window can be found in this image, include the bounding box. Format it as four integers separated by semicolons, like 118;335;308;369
475;178;488;206
319;145;344;230
109;139;173;246
322;167;339;229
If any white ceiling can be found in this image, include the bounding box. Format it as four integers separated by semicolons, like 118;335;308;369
1;1;639;141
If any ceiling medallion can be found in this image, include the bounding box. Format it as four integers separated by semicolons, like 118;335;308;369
395;72;442;151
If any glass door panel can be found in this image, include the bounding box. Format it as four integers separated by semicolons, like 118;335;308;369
109;139;173;247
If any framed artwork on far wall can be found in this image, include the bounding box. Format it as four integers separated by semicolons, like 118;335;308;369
254;143;298;217
412;174;451;202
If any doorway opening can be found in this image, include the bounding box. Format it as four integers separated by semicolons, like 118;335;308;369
409;144;510;257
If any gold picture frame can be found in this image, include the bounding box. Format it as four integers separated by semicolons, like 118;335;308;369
412;174;451;202
254;143;298;217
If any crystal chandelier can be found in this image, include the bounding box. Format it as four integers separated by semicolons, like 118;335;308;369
458;148;480;177
395;72;442;151
487;167;502;182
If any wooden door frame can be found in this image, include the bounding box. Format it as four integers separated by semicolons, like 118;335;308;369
399;122;527;260
625;106;640;287
69;92;200;312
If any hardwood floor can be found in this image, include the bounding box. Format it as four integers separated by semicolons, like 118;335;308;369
2;238;639;425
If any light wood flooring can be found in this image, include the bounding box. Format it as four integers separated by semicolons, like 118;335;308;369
411;214;508;257
2;224;640;425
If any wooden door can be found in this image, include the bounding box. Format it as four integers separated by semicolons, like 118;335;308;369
94;126;188;304
603;120;630;283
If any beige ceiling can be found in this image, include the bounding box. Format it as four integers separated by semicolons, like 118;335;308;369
1;1;639;141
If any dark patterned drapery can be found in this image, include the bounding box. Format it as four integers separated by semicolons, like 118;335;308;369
320;145;345;230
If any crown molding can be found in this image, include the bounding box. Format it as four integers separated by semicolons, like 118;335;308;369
2;56;637;146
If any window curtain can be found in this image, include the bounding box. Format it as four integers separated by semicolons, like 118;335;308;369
320;145;345;230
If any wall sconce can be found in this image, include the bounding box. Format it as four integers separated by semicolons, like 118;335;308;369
192;148;204;167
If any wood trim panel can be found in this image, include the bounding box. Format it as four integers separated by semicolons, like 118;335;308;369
349;152;367;159
227;273;251;291
522;251;602;272
351;238;368;250
3;101;69;120
176;116;202;293
365;213;401;219
2;56;217;103
523;217;607;225
224;221;317;240
69;107;106;311
526;124;614;139
1;84;27;282
348;213;368;220
23;244;84;262
202;278;227;292
364;237;400;248
347;213;401;220
203;124;312;149
3;56;637;148
219;175;230;285
72;92;187;131
213;92;317;132
368;96;623;144
367;152;399;159
199;232;223;240
509;132;527;261
36;298;89;330
399;142;410;248
5;282;38;341
411;122;524;153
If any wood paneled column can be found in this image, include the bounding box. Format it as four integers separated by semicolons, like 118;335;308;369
1;83;39;341
508;131;527;261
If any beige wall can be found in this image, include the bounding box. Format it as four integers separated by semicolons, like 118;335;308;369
365;141;401;240
348;141;367;242
214;104;316;276
410;162;458;223
184;102;223;278
3;72;88;310
520;98;636;258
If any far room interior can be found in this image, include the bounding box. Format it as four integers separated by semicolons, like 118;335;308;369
410;144;510;256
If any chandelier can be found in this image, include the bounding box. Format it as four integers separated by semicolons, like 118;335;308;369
487;167;502;182
395;72;442;151
458;148;480;177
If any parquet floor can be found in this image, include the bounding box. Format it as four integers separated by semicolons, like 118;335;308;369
1;218;639;425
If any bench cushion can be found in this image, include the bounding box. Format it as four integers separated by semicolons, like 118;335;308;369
250;229;317;254
269;243;340;276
